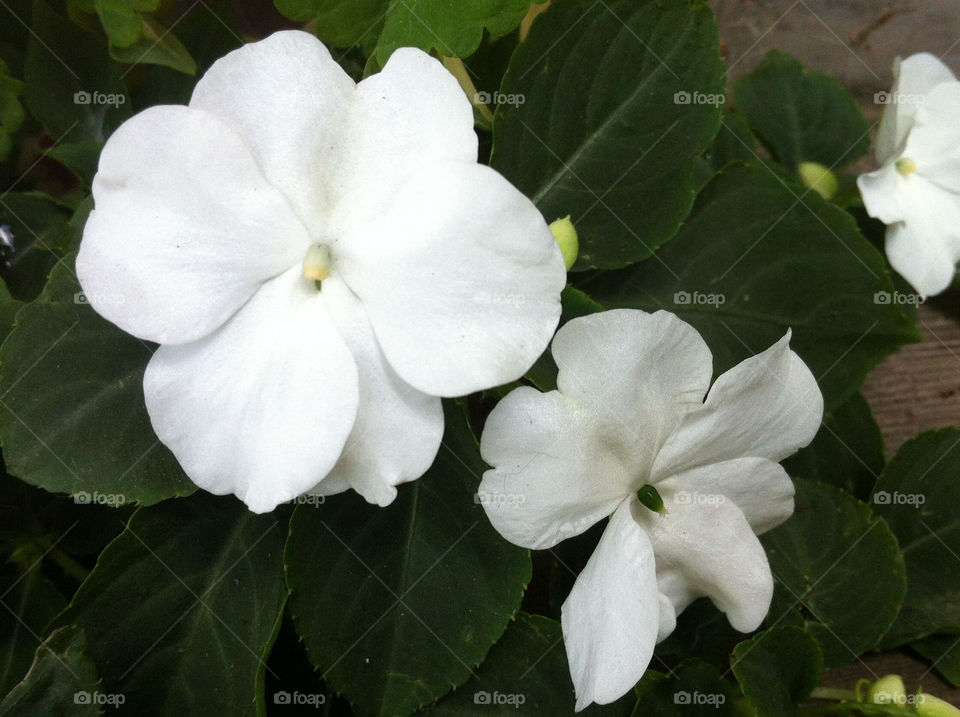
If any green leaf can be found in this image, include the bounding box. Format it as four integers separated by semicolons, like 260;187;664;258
525;285;603;391
0;191;73;301
43;141;101;186
654;599;742;670
632;660;736;716
275;0;530;61
0;568;66;695
579;162;920;413
872;428;960;646
0;277;22;346
24;0;131;144
783;392;884;500
285;402;531;717
491;0;725;270
95;0;160;48
55;493;286;715
733;51;870;170
0;626;101;716
0;256;195;506
731;626;823;717
108;17;196;75
761;479;906;667
429;613;633;716
0;59;25;162
912;634;960;687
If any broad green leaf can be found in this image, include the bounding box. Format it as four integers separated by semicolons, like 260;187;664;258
912;634;960;687
0;191;73;301
0;626;100;716
0;59;24;162
579;163;920;413
109;17;196;75
0;568;66;695
654;599;741;670
42;141;101;186
0;277;22;345
95;0;159;48
734;51;870;170
24;0;130;144
632;660;736;716
783;392;883;500
872;428;960;647
285;402;531;717
731;626;823;717
491;0;725;270
762;479;906;667
0;256;194;506
55;493;286;716
275;0;530;62
429;613;633;716
525;285;603;391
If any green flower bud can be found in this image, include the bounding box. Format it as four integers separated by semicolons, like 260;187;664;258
916;692;960;717
549;215;578;270
867;674;907;705
797;161;839;201
636;485;666;514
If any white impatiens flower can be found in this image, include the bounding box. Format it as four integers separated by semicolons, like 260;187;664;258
76;31;566;513
477;309;823;710
858;53;960;296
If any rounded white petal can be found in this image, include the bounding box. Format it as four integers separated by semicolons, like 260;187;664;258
143;267;359;513
77;105;310;345
189;30;355;233
652;331;823;479
552;309;713;476
337;161;566;397
315;275;444;506
655;457;794;535
478;387;634;550
876;53;958;164
903;83;960;193
561;499;659;711
326;47;478;237
858;165;913;225
883;174;960;296
637;496;774;633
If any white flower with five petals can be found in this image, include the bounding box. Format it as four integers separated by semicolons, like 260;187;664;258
76;31;566;513
858;53;960;296
477;309;822;709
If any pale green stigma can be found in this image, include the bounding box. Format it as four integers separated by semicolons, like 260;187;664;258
895;157;917;176
303;243;333;282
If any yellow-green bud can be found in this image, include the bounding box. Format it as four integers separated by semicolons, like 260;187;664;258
797;162;839;200
549;215;578;270
867;675;907;705
916;693;960;717
895;157;917;176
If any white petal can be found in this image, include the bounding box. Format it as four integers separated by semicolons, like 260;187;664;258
326;47;478;237
858;165;913;225
876;53;957;163
552;309;713;475
143;266;359;513
77;105;310;345
478;387;633;550
654;457;794;535
316;275;444;506
189;31;354;233
637;496;774;633
652;331;822;479
337;161;566;397
883;174;960;296
903;83;960;193
561;499;659;710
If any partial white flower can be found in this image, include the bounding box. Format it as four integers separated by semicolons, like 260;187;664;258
858;53;960;296
76;31;566;513
477;309;823;710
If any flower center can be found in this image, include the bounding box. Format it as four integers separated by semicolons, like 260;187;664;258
895;157;917;176
636;484;666;514
303;243;333;282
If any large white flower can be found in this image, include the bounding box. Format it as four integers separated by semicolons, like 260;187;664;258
858;53;960;296
477;309;823;710
76;31;566;513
